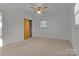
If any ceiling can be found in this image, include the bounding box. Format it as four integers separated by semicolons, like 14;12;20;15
0;3;74;17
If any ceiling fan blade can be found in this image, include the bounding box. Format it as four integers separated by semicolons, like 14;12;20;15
43;6;48;9
43;12;46;14
30;7;37;10
30;7;35;8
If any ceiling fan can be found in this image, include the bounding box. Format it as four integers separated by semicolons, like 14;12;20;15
30;4;48;15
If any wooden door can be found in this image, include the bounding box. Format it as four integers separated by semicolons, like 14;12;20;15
24;18;29;39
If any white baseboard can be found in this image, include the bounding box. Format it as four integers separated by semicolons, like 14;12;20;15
32;36;71;41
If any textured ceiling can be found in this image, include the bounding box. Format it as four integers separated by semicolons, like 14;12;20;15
0;3;74;17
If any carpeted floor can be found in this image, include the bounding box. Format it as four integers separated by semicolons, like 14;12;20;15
0;37;76;56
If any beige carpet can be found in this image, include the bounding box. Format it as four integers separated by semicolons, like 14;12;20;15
0;37;76;56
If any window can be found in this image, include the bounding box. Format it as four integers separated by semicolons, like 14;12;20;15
74;3;79;25
75;14;79;25
0;12;2;47
40;20;48;28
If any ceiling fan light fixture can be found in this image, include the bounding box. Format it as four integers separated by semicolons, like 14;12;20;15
37;11;41;14
30;4;48;15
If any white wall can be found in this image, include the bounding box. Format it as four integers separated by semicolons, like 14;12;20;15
0;3;72;46
32;11;72;40
0;4;25;46
3;10;24;46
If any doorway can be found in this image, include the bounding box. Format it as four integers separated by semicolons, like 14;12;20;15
24;18;32;40
29;20;32;37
